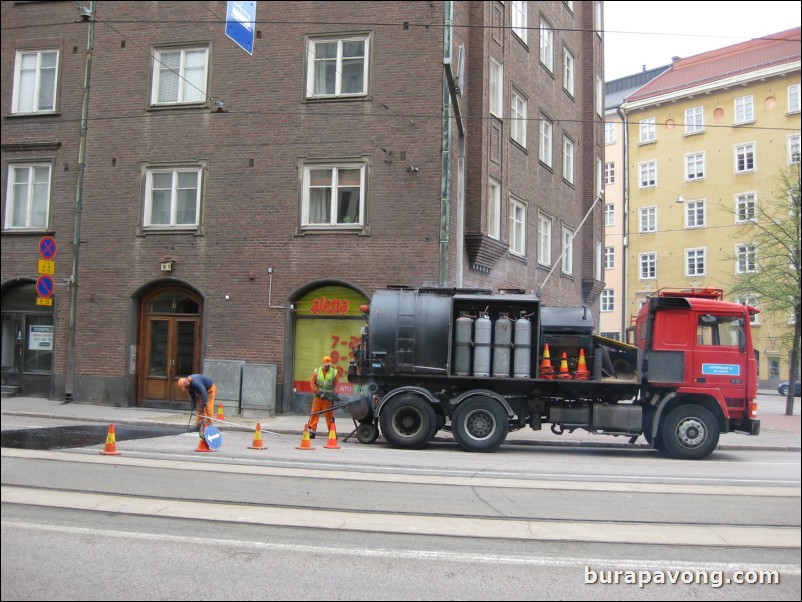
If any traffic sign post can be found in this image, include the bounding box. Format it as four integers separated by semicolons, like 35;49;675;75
225;1;256;55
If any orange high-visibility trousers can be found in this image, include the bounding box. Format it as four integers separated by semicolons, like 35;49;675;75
307;396;334;437
196;384;217;428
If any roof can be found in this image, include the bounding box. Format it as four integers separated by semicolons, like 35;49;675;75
605;65;670;110
625;27;801;103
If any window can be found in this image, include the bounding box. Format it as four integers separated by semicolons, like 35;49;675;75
509;198;526;256
595;73;603;117
604;203;614;226
735;143;755;173
487;179;501;240
604;122;615;145
639;206;656;233
511;89;527;147
789;134;801;164
604;162;615;185
561;226;574;275
685;199;705;229
697;315;743;347
594;1;602;37
511;1;528;43
600;289;614;312
639;117;656;143
539;114;552;165
563;48;575;96
735;295;760;325
151;47;208;106
735;193;757;223
12;50;58;113
4;163;51;230
604;246;615;270
538;213;552;266
489;58;503;117
685;152;705;181
562;136;574;184
639;252;657;280
789;84;801;114
685;248;705;276
736;244;757;273
305;35;369;99
540;18;554;72
143;167;202;228
685;106;703;134
595;240;602;280
302;163;365;228
638;161;657;188
734;95;754;124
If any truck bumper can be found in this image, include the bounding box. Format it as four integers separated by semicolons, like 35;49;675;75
730;417;760;436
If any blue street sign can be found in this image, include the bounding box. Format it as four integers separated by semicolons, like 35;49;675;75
39;236;57;260
225;1;256;56
36;275;54;299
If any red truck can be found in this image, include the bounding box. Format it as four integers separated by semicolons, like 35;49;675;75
346;287;760;459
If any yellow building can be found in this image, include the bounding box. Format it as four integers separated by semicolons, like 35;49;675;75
620;28;801;388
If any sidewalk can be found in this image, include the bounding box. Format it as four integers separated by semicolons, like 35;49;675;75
1;392;799;452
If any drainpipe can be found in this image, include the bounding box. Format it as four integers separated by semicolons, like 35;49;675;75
440;1;453;287
65;1;95;401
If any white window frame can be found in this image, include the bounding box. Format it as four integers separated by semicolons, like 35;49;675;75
539;115;553;166
734;95;754;124
639;117;656;143
604;203;614;227
735;192;757;223
561;225;574;275
4;163;52;231
563;47;575;96
12;49;59;114
736;295;760;325
489;58;503;118
639;206;657;234
562;136;574;184
638;160;657;189
540;18;554;72
511;1;528;44
595;73;603;117
305;35;369;99
509;197;526;256
789;83;800;114
685;106;703;134
685;199;706;229
604;161;614;185
511;89;527;148
487;178;501;240
734;143;756;173
604;246;615;270
593;1;602;37
151;46;209;106
685;248;706;277
301;163;366;229
685;152;705;181
639;252;657;280
538;212;552;267
143;167;203;229
600;289;614;312
736;244;757;274
604;122;615;145
789;133;801;164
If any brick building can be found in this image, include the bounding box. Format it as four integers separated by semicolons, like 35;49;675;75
1;1;606;412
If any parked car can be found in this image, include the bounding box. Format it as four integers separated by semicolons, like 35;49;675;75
777;380;801;397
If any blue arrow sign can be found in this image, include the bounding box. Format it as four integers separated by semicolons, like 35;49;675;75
36;275;54;299
226;1;256;56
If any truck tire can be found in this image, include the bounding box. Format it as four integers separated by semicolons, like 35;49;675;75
660;405;719;460
356;423;379;444
451;397;509;452
379;394;436;449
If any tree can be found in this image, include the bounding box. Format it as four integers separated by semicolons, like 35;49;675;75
728;158;801;416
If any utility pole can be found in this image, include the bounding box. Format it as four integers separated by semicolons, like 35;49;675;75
65;1;95;401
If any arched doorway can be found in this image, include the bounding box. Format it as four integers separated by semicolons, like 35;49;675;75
137;286;202;408
1;281;54;397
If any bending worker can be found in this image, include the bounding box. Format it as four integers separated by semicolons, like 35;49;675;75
306;356;339;439
178;374;216;432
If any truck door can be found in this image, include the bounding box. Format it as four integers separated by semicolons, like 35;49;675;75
692;313;748;398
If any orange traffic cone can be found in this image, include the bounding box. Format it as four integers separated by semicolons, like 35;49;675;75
217;402;224;422
195;425;213;452
99;423;122;456
248;423;268;450
556;352;572;379
296;424;315;450
539;344;554;379
574;348;590;380
324;422;341;449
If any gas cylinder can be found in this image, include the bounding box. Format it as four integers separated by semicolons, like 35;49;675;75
454;313;474;376
513;313;532;378
492;313;512;377
473;312;492;377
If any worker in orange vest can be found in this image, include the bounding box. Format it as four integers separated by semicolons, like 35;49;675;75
306;356;339;439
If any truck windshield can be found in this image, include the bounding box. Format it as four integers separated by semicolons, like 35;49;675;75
697;314;744;348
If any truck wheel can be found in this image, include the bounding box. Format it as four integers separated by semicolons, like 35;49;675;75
451;398;509;452
356;423;379;444
660;405;719;460
379;394;436;449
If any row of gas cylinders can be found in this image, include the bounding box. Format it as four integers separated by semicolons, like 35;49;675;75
454;312;531;377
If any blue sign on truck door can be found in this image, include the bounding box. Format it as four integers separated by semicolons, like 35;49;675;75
226;1;256;55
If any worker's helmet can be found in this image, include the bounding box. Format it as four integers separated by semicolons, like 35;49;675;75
322;356;332;366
